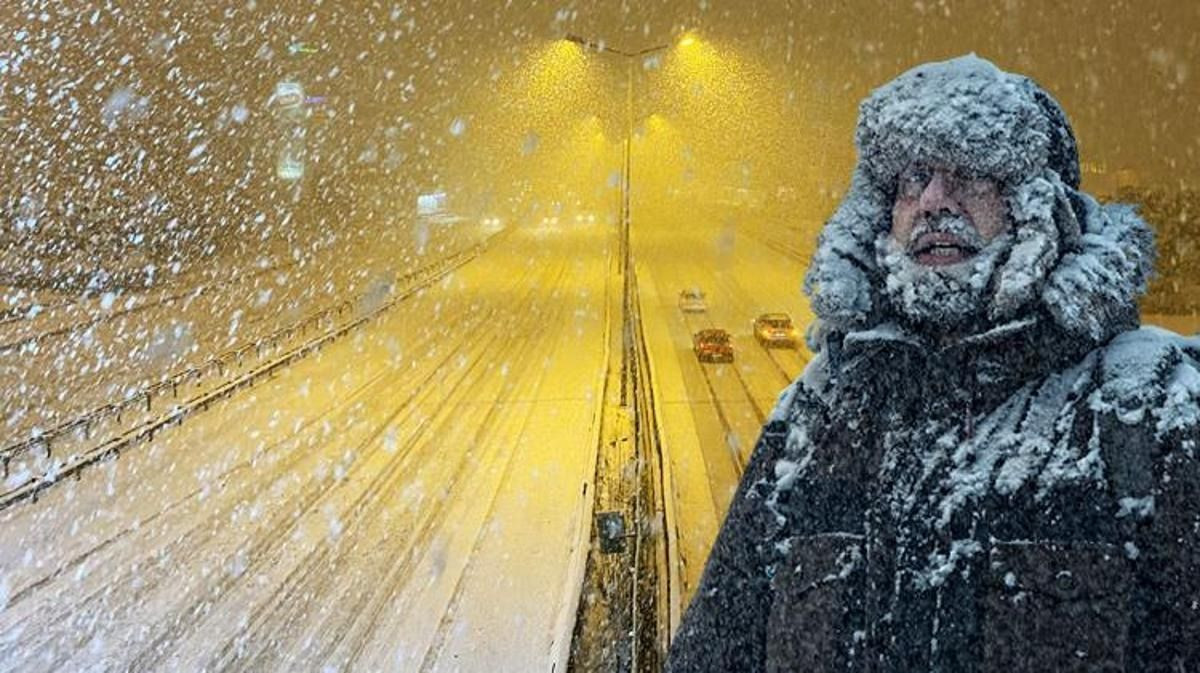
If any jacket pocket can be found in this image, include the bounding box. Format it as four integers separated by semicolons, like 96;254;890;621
982;540;1131;673
766;532;866;673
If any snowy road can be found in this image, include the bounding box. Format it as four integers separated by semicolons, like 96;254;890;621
0;219;612;672
0;221;487;448
0;202;818;670
632;220;813;607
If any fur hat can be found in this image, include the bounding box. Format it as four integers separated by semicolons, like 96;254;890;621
857;55;1081;193
803;55;1154;346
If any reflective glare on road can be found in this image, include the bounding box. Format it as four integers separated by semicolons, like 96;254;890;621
0;3;1196;671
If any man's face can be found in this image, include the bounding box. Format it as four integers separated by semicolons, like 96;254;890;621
890;164;1010;265
877;163;1016;334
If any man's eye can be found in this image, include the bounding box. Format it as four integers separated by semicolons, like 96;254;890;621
961;178;996;197
899;172;927;197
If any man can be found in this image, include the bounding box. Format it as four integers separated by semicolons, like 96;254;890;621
666;55;1200;672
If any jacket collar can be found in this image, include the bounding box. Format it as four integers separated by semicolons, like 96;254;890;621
825;313;1083;416
840;316;1039;359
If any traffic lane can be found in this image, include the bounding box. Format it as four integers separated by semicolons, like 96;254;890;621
210;275;571;673
172;228;596;672
640;218;812;433
417;247;607;672
263;229;607;673
646;243;786;469
658;286;745;517
633;217;812;604
630;264;721;607
671;292;770;484
704;266;807;430
297;222;608;672
0;226;539;595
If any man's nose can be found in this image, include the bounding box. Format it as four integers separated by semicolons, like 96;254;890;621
918;171;960;215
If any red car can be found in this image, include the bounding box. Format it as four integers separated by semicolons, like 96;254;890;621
693;328;734;363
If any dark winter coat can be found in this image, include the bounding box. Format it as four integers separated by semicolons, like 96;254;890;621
666;56;1200;673
667;316;1200;672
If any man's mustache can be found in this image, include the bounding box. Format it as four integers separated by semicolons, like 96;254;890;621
907;213;987;255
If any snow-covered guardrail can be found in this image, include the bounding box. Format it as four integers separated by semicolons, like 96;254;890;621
0;241;492;509
0;259;297;356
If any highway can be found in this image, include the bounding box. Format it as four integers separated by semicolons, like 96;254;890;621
0;223;483;448
632;219;812;602
0;217;621;671
0;198;823;671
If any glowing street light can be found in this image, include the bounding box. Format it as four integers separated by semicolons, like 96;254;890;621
561;32;696;666
560;34;671;275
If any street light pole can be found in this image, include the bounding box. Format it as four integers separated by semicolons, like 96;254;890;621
563;32;673;673
563;34;667;268
563;33;667;387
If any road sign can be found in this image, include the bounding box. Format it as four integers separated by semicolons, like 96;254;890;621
288;42;319;55
597;511;629;554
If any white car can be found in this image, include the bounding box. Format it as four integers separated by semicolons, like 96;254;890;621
678;288;707;313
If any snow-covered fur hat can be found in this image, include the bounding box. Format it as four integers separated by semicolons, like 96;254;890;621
804;55;1154;347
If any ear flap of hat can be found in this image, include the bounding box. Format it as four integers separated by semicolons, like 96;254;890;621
803;168;890;333
988;174;1065;323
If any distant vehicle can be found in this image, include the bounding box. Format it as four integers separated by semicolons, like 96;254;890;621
693;328;734;363
678;288;707;313
753;312;799;348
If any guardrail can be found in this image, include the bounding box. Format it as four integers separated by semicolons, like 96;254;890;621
0;241;491;509
0;259;299;355
627;267;681;670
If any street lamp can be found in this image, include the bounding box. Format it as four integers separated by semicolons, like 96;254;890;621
562;34;669;281
564;33;670;58
564;31;675;673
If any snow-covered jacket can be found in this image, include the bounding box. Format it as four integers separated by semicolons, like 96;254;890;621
666;56;1200;672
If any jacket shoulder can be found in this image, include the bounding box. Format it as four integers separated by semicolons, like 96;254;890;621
1091;326;1200;443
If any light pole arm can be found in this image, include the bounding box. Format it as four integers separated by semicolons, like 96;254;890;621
565;33;668;59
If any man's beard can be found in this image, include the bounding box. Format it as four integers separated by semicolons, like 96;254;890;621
876;214;1014;335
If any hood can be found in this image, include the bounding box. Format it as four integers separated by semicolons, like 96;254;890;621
804;55;1155;350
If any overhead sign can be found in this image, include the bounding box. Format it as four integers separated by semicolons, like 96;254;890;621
273;81;305;110
417;192;447;216
288;42;319;55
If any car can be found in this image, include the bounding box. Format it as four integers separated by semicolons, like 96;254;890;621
753;312;799;348
678;288;707;313
693;328;734;363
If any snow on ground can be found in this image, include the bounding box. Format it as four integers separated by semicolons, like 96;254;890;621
0;222;490;452
0;219;608;672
